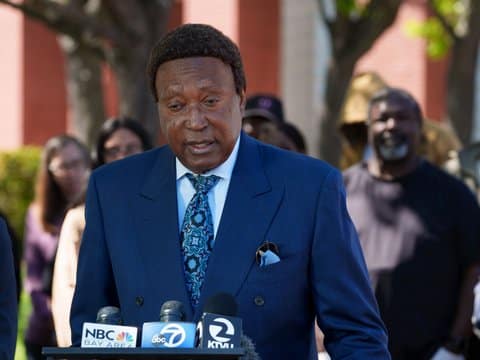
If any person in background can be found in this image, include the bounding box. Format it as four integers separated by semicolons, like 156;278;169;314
343;88;480;359
52;117;152;347
280;122;307;154
242;93;307;154
243;93;285;130
338;71;461;169
0;217;17;360
93;116;154;167
24;135;90;360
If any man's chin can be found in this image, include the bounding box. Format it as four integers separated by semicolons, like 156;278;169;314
181;157;221;174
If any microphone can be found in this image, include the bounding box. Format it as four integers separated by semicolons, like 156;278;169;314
141;300;196;348
81;306;138;348
196;293;243;349
96;306;123;325
239;333;261;360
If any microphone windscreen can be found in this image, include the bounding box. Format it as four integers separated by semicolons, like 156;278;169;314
240;334;260;360
203;293;237;316
160;300;186;322
96;306;123;325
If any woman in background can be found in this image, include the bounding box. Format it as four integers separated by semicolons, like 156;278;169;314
52;117;152;347
24;135;90;360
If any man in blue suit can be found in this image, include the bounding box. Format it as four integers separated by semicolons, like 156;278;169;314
0;217;17;359
71;24;389;359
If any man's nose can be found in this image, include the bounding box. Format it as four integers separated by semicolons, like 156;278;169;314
186;106;208;130
385;117;397;129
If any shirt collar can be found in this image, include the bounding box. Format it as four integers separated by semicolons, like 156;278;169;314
176;135;240;181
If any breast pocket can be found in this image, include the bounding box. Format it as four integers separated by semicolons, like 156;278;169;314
250;253;306;285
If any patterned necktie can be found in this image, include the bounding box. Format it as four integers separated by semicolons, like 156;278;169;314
180;173;220;307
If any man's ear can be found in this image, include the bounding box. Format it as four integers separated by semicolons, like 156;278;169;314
239;89;246;116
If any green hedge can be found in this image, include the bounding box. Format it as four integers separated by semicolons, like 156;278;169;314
0;148;40;360
0;147;41;251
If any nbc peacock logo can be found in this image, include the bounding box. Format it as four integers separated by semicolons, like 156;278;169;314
116;332;134;343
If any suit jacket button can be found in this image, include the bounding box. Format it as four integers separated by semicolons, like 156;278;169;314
135;296;144;306
254;296;264;306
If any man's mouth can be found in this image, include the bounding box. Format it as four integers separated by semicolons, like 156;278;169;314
376;133;409;161
186;140;215;154
380;132;405;147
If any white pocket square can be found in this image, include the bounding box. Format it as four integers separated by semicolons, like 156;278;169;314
258;249;281;267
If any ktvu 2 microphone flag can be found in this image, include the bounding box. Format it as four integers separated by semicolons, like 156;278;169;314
197;313;242;349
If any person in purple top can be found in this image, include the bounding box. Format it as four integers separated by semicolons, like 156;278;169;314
23;135;90;360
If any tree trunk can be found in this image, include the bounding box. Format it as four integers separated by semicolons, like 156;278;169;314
107;2;172;145
111;48;159;144
446;1;480;144
59;37;105;149
317;0;402;166
319;57;357;166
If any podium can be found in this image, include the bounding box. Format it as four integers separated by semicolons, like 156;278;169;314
42;347;245;359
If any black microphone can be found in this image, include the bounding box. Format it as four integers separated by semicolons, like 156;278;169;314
160;300;186;322
96;306;123;325
196;293;243;349
141;300;196;348
81;306;138;347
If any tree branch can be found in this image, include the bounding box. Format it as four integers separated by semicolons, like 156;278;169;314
0;0;130;53
103;0;148;42
427;0;458;41
335;0;402;60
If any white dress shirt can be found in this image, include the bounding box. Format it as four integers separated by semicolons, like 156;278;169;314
176;136;240;239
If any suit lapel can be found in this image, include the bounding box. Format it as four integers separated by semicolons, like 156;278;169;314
197;135;284;318
133;147;192;319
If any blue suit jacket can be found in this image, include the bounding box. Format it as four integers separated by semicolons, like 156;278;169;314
0;217;17;360
71;134;390;359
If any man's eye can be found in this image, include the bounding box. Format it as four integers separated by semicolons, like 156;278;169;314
203;97;219;107
167;102;183;112
373;116;387;123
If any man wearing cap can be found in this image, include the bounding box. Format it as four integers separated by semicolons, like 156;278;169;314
244;94;286;124
243;94;306;153
71;24;389;359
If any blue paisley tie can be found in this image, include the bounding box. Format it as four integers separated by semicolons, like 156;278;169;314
180;174;220;307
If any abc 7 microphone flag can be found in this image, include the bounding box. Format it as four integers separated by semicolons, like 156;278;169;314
141;321;197;348
141;300;196;348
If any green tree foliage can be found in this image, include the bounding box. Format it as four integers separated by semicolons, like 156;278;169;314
406;18;452;59
405;0;469;59
404;0;480;143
